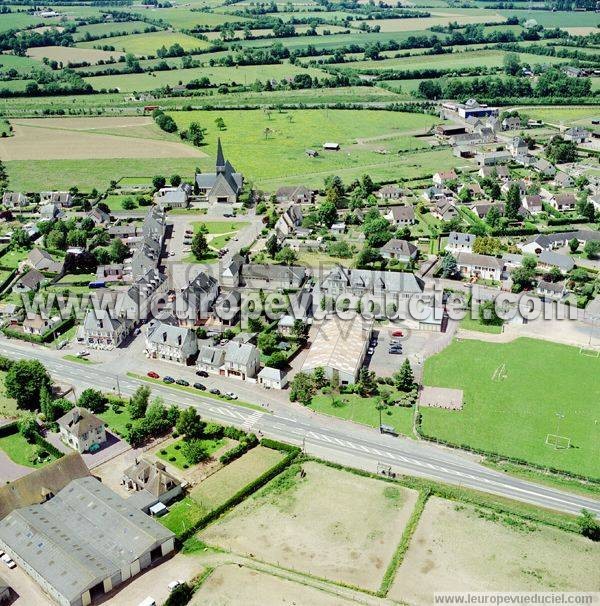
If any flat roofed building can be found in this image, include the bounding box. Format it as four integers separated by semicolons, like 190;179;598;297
0;476;175;606
302;319;372;385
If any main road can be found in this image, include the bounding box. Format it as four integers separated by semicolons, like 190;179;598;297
1;339;598;518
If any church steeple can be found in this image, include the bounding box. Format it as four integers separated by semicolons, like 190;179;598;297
216;138;225;173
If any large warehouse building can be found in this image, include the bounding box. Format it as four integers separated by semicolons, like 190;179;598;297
301;318;372;385
0;476;175;606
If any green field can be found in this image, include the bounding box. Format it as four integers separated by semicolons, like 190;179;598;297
155;8;249;29
421;338;600;478
459;314;503;334
310;392;415;437
73;20;153;41
99;405;133;437
78;31;210;56
498;9;600;28
0;248;29;270
518;106;600;126
168;108;441;186
0;13;44;33
85;63;327;92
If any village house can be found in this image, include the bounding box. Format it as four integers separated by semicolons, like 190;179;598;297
40;191;73;207
81;308;132;349
257;367;288;390
129;207;166;280
376;184;403;200
153;184;192;209
196;345;226;375
144;321;198;365
96;263;124;282
446;232;475;254
108;224;140;240
195;139;243;205
2;192;29;208
537;250;575;273
455;252;504;282
221;257;307;291
39;202;63;222
26;248;63;274
223;341;260;380
382;205;415;226
553;172;573;188
476;151;511;166
549;192;577;212
433;170;457;186
522;194;543;214
471;202;509;220
87;207;111;226
380;239;418;263
563;127;589;144
13;269;45;293
275;204;303;240
58;407;107;453
536;279;566;301
501;115;521;130
501;179;527;197
533;159;556;178
176;271;219;327
508;137;528;157
431;198;459;221
275;185;314;205
478;165;510;180
23;315;60;336
122;460;182;511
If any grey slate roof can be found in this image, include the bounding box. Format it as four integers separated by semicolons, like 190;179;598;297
538;250;575;271
57;407;104;438
447;232;475;247
0;477;173;604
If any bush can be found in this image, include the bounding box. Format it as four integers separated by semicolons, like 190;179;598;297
169;456;176;461
172;430;179;438
160;449;167;455
203;422;224;439
223;426;247;441
174;444;181;450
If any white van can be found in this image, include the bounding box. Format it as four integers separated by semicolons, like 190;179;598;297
137;598;156;606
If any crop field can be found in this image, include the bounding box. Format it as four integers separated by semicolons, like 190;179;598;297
155;7;250;28
0;13;44;33
517;106;600;127
192;564;363;606
199;461;419;591
26;45;124;65
498;9;600;28
167;108;442;186
336;49;565;72
420;338;600;478
390;497;600;603
72;20;153;41
85;62;327;93
0;53;43;75
0;117;206;162
77;31;210;56
364;11;505;32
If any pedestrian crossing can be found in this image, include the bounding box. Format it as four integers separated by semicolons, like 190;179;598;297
241;410;263;432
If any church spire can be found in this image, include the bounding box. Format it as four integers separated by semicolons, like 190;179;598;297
216;137;225;172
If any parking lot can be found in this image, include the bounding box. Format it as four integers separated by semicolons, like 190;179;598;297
365;325;445;380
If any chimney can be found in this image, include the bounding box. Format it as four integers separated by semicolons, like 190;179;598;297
177;334;182;346
163;331;167;342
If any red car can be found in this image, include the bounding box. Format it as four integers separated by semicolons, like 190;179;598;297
391;330;403;337
147;371;159;379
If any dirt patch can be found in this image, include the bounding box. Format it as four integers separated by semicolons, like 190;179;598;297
199;462;418;591
27;45;124;64
0;117;207;160
390;497;600;604
191;564;361;605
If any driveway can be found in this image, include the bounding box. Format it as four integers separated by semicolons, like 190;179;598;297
0;450;32;482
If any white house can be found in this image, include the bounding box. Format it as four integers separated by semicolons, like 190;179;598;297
57;407;107;453
257;367;288;390
223;341;260;380
433;170;457;186
446;232;475;254
455;252;504;282
144;321;198;365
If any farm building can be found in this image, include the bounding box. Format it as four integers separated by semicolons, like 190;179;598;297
301;319;372;385
0;477;175;606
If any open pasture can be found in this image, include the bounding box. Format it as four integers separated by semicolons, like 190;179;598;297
0;116;205;161
390;497;600;603
27;45;124;65
167;108;441;185
72;20;153;41
421;338;600;478
199;461;418;591
77;31;210;56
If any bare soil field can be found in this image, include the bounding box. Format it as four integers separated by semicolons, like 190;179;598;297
199;462;418;591
191;564;363;606
390;497;600;604
27;45;124;64
0;117;206;160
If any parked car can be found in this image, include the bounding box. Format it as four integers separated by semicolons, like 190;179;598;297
389;349;402;355
168;580;184;591
77;350;89;357
367;348;375;355
193;382;206;391
176;379;189;386
147;371;159;379
209;388;221;395
225;392;238;400
163;376;175;384
391;330;404;337
1;554;16;569
380;424;398;436
196;370;208;378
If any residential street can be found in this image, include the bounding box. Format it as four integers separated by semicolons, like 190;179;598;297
1;338;598;518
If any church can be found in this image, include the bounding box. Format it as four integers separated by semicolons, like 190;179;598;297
195;138;243;205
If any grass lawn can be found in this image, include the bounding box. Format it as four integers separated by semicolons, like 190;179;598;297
98;406;133;437
190;445;285;510
160;496;208;535
0;248;29;270
421;338;600;478
310;392;415;437
0;431;57;468
103;194;139;212
63;354;94;365
193;221;248;235
156;437;225;470
459;314;503;334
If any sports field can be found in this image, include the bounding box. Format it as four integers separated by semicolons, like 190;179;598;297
421;338;600;478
